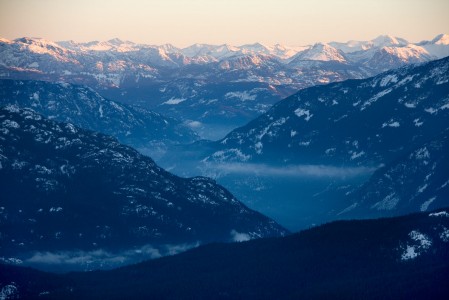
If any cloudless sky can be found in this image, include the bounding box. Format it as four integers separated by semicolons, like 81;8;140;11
0;0;448;47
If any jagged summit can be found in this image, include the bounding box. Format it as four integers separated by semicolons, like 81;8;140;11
13;36;68;50
418;33;449;46
414;34;449;59
431;33;449;45
158;43;180;53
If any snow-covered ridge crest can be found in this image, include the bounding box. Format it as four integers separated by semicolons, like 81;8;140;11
379;44;433;61
290;43;347;63
1;33;447;63
0;34;447;94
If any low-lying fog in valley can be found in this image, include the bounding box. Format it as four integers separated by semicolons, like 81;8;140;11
157;153;375;231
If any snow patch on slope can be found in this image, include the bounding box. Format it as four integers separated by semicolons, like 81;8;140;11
401;230;432;261
371;192;399;210
162;97;187;105
225;91;256;101
294;108;313;121
231;230;251;242
429;211;449;217
420;197;436;211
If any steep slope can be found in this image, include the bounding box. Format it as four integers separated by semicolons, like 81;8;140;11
0;37;79;68
364;44;434;73
340;129;449;218
2;209;449;299
0;106;287;271
0;79;198;157
204;56;449;167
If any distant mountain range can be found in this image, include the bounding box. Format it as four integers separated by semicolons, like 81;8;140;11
2;34;447;75
0;106;287;271
1;34;448;137
2;208;448;299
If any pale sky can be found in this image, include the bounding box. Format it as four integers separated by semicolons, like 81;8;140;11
0;0;448;47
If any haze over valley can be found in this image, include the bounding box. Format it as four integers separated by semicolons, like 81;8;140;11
1;0;448;298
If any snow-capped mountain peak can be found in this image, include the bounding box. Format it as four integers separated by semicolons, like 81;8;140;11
83;40;115;51
381;44;431;60
158;43;180;53
14;37;69;52
56;39;80;50
83;39;139;52
330;35;408;54
328;39;367;53
14;37;57;46
371;35;408;47
240;42;271;54
292;43;346;62
416;34;449;59
179;43;241;59
56;38;139;53
431;33;449;45
272;44;309;59
210;44;241;59
181;43;214;57
8;37;76;63
107;38;127;46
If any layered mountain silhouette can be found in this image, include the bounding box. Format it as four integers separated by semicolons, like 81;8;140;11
203;56;449;167
175;57;449;226
1;34;447;136
0;106;287;271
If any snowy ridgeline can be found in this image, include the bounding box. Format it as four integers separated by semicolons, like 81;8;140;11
2;34;448;64
0;34;448;90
